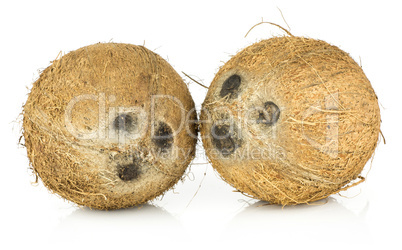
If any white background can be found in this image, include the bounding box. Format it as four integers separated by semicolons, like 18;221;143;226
1;0;401;249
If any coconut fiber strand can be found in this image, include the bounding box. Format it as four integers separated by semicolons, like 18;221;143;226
201;36;380;205
23;43;197;210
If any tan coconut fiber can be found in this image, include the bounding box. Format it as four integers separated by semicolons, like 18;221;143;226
200;36;381;205
23;43;197;210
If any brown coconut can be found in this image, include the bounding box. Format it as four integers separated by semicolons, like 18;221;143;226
200;36;381;205
23;43;197;210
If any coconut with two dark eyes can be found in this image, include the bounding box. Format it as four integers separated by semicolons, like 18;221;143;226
200;36;381;205
23;43;197;210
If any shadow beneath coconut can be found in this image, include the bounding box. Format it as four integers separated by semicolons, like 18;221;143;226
223;197;370;246
51;203;183;248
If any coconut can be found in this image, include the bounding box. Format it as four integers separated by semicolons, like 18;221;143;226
200;36;381;205
23;43;197;210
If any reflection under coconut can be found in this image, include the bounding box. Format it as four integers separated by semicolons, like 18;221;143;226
224;197;370;245
51;204;183;247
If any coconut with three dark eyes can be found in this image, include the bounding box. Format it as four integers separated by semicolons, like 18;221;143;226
200;36;381;205
23;43;197;210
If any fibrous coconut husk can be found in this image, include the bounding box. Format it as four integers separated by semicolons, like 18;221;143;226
23;43;197;210
200;36;381;205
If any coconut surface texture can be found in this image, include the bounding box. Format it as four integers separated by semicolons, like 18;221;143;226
23;43;197;210
201;36;380;205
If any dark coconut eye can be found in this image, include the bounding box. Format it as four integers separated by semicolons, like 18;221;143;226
113;113;137;132
256;101;280;126
117;159;141;181
152;122;174;151
220;74;241;99
211;124;241;156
